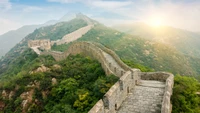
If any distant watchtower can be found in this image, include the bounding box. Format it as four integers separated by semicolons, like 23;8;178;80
28;39;51;50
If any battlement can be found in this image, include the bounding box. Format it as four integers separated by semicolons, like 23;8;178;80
28;39;51;50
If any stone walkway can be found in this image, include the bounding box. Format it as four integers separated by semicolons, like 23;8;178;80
117;80;165;113
55;25;93;45
102;51;125;71
31;46;41;55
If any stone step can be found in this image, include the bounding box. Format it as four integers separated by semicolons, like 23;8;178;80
138;80;166;88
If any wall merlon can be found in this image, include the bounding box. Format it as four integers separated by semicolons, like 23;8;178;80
88;100;104;113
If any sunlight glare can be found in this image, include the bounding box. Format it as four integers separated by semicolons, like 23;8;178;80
149;16;164;28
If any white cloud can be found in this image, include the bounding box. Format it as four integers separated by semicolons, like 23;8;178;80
87;1;133;10
47;0;82;3
93;17;133;26
0;0;11;11
0;18;22;35
22;6;43;12
47;0;133;10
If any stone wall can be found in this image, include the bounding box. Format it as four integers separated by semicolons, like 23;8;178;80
28;39;51;50
141;72;174;113
42;42;131;77
93;42;131;71
89;69;141;113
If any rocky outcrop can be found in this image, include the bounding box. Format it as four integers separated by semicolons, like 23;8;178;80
20;89;34;112
0;101;5;111
52;64;61;70
30;65;50;74
9;91;14;100
1;90;7;99
35;65;50;73
52;78;57;85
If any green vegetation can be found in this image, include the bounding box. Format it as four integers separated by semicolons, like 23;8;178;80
51;43;71;52
0;49;55;80
77;24;200;76
0;54;118;113
0;18;88;77
114;23;200;58
172;75;200;113
122;59;154;72
25;18;87;41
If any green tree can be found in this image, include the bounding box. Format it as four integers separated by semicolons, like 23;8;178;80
172;75;200;113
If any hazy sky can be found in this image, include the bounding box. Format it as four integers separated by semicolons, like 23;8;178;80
0;0;200;35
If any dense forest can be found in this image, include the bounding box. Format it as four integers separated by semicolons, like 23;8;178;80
172;75;200;113
0;53;118;113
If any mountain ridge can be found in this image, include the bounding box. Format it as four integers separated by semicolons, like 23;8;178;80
0;13;78;58
113;22;200;58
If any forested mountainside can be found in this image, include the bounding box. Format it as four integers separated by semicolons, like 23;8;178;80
0;13;76;58
53;24;200;77
0;52;118;112
0;16;90;77
114;23;200;58
1;14;200;78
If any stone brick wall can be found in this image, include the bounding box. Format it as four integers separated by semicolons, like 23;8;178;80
92;42;131;71
28;39;51;50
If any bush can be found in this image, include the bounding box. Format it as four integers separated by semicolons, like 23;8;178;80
172;75;200;113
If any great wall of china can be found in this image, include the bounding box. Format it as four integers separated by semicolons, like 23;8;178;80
29;40;174;113
28;15;173;112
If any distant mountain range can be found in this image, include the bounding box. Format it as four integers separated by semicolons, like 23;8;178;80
0;13;76;58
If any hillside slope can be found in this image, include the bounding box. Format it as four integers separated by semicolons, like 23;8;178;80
1;16;200;78
0;15;92;77
77;24;200;76
0;53;118;112
113;23;200;58
0;13;76;58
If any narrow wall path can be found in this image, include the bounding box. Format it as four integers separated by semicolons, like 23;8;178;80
117;80;165;113
102;51;125;72
31;46;41;55
52;25;93;45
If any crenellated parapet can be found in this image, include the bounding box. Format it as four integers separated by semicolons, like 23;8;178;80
41;41;131;77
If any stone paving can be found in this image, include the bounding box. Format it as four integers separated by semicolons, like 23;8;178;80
56;25;93;45
31;46;41;55
102;51;125;71
117;80;165;113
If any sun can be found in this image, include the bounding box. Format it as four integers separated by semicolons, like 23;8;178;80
149;16;164;28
